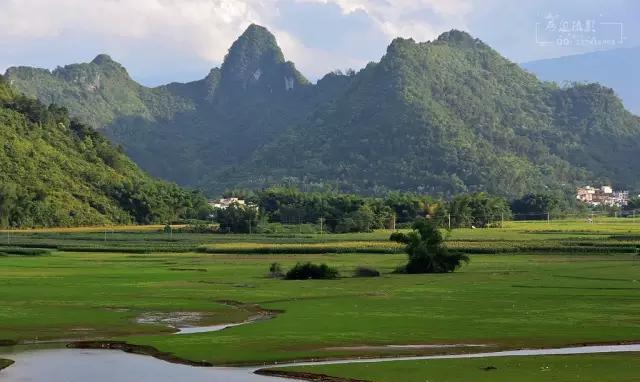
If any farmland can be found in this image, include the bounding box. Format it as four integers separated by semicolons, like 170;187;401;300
0;218;639;380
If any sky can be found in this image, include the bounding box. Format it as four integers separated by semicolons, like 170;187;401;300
0;0;638;86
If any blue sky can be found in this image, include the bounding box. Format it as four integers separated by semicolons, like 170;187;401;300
1;0;638;86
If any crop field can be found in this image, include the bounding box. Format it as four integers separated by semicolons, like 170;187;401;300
0;218;639;380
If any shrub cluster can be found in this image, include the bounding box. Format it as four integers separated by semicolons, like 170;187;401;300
353;266;380;277
284;262;339;280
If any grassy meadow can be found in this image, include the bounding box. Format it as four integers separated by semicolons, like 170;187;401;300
0;218;639;379
275;353;640;382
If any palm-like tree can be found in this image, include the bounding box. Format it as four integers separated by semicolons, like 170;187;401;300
390;219;469;273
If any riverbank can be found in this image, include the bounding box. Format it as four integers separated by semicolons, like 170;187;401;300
268;351;640;382
2;344;640;382
0;358;14;371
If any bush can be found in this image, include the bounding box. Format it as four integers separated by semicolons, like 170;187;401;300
353;266;380;277
268;262;284;278
391;218;469;274
284;262;339;280
0;247;51;256
174;223;217;234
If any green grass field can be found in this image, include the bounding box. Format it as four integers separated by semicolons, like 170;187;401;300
275;353;640;381
0;219;639;379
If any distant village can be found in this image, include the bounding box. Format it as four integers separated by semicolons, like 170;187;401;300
208;197;256;210
576;186;631;207
210;189;637;211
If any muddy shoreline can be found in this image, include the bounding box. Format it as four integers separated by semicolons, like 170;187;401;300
0;358;15;371
256;369;370;382
67;339;640;368
67;341;214;367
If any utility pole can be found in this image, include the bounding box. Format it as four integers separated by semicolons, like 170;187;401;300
249;220;252;235
547;212;550;224
104;228;107;242
501;213;504;228
319;217;324;235
391;214;396;230
448;213;451;230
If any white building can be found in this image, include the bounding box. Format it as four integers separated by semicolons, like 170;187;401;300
209;197;246;210
576;186;629;207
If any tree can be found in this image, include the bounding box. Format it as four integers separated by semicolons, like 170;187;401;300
511;193;562;220
625;197;640;211
438;193;511;228
215;203;259;233
390;218;469;273
0;183;17;227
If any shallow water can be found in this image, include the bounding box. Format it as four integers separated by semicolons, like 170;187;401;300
280;344;640;367
175;321;248;335
0;349;288;382
1;344;640;381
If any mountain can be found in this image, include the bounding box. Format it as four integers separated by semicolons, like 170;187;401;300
522;47;640;115
6;26;640;197
5;54;195;129
212;30;640;196
0;75;209;227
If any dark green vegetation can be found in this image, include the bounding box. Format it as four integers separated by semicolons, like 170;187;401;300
7;27;640;196
0;358;14;371
284;262;339;280
214;203;259;233
434;192;511;228
353;266;380;277
252;187;425;233
523;46;640;115
0;76;210;228
391;219;469;273
0;220;639;367
276;353;640;382
233;187;516;233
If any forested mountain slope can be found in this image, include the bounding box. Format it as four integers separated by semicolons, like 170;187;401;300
209;31;640;196
0;75;209;227
6;27;640;197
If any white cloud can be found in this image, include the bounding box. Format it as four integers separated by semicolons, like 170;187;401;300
274;28;367;78
298;0;474;41
0;0;273;63
0;0;479;83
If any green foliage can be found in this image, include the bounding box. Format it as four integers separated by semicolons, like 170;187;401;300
284;262;339;280
255;186;423;233
625;197;640;211
0;79;210;228
268;262;284;278
391;218;469;273
215;203;259;233
6;28;640;197
436;193;511;228
353;266;381;277
0;247;51;256
511;193;563;220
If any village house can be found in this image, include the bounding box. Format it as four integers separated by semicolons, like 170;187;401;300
576;185;629;207
208;197;246;209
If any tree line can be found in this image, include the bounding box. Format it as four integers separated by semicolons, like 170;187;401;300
214;186;593;233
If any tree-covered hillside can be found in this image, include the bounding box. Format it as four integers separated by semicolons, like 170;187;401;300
6;26;640;197
5;54;194;129
210;31;640;196
0;75;209;227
